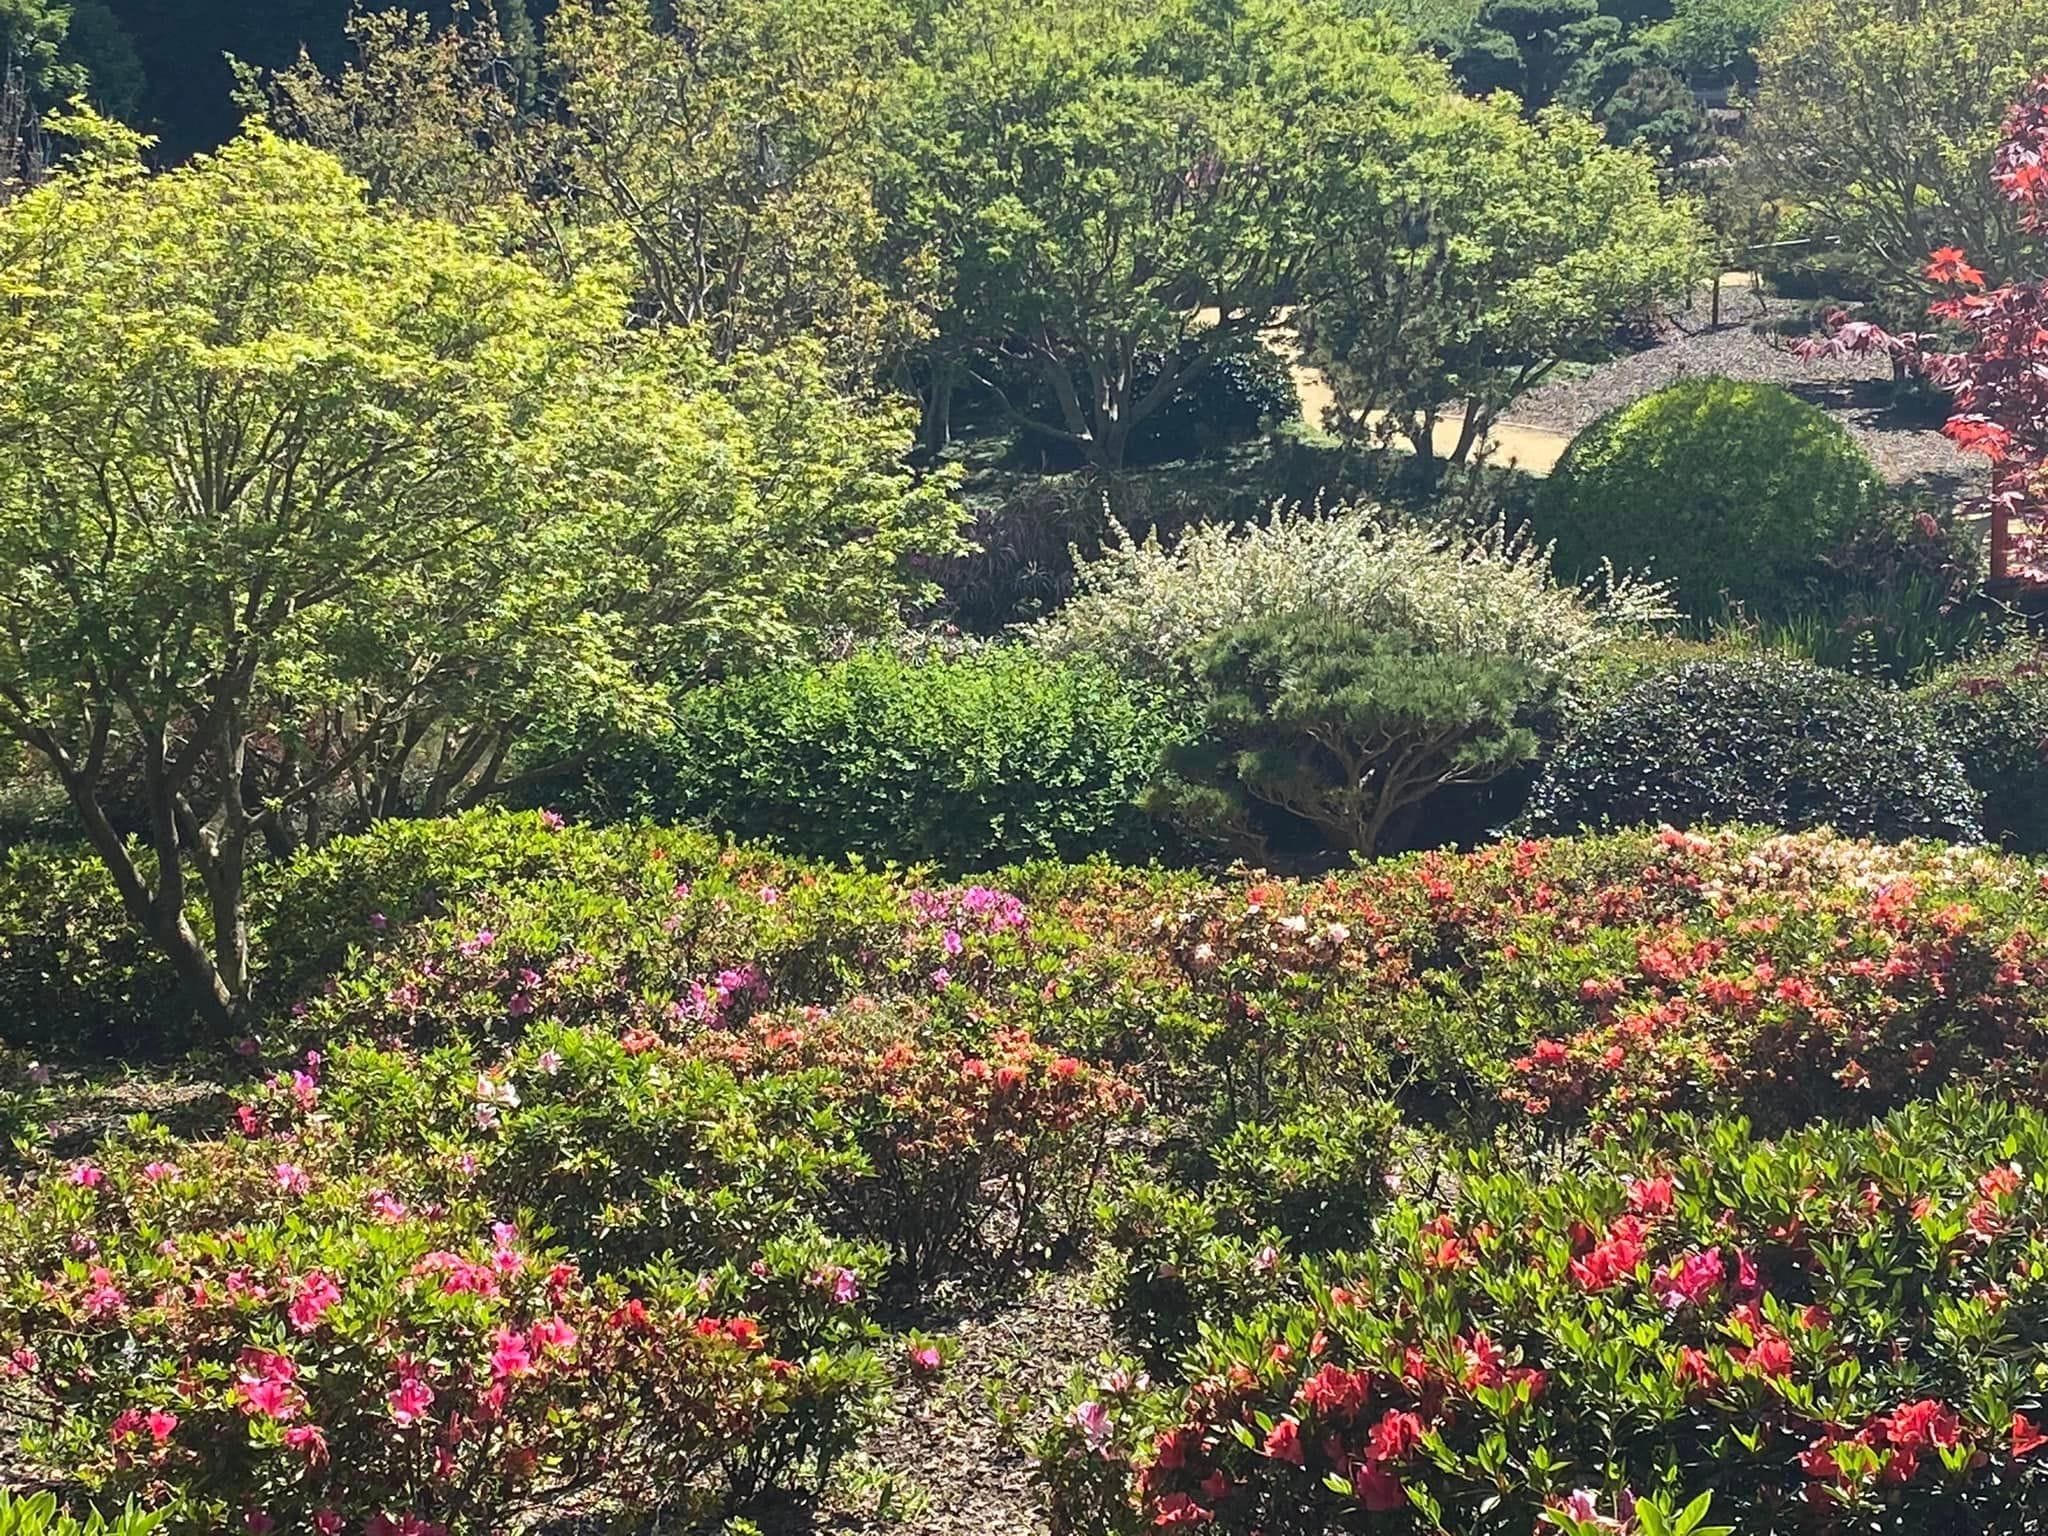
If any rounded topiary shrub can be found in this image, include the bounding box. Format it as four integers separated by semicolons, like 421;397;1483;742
1521;656;1983;841
1536;377;1883;618
1916;647;2048;853
568;647;1195;870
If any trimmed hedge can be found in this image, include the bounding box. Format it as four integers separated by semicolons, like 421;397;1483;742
1536;377;1882;618
1522;655;1983;841
563;648;1194;870
1917;647;2048;853
0;845;191;1058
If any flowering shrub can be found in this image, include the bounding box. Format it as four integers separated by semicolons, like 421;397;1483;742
686;1004;1140;1282
1029;502;1670;691
292;842;912;1051
1044;1089;2048;1534
0;1095;882;1532
1014;826;2048;1135
253;810;724;1015
306;1027;873;1279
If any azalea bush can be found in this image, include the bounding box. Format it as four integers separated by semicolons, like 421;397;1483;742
1045;1089;2048;1534
1006;825;2048;1137
684;1004;1140;1283
0;1092;883;1533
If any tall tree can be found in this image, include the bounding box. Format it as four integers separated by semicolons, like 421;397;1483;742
541;0;920;371
884;0;1444;475
1304;98;1705;481
1747;0;2048;303
0;129;962;1037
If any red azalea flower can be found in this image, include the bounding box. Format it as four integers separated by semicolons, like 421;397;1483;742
2014;1413;2047;1458
1261;1417;1305;1466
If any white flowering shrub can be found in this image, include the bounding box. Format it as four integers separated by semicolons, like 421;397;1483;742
1028;501;1673;686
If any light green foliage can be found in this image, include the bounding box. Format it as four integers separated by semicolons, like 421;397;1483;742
1536;376;1883;617
576;647;1191;870
1306;98;1708;477
0;1492;162;1536
1148;613;1548;857
0;130;959;1036
240;5;532;222
1030;501;1672;691
543;0;918;369
1748;0;2048;297
887;0;1444;470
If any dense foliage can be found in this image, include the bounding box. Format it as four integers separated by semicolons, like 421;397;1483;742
1522;656;1983;841
1031;503;1671;691
1536;378;1884;618
558;648;1192;870
1148;615;1546;859
12;809;2048;1524
1046;1090;2048;1534
1918;646;2048;853
1747;0;2048;304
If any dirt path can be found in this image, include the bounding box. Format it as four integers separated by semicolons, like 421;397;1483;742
795;1271;1112;1536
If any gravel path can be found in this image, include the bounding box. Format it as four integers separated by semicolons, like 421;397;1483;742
1503;286;1986;496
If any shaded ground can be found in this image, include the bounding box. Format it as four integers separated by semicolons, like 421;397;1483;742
800;1270;1111;1536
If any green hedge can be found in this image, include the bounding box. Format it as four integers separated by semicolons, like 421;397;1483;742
565;647;1194;870
1917;646;2048;853
1522;654;1983;841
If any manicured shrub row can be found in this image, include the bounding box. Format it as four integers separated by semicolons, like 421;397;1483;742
1524;655;1984;843
562;647;1191;871
1044;1090;2048;1534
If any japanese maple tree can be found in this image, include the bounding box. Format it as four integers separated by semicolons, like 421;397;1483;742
1797;76;2048;579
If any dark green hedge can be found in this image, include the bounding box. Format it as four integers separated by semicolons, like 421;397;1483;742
1522;655;1983;841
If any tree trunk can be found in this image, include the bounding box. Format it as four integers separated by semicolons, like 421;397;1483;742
62;770;238;1040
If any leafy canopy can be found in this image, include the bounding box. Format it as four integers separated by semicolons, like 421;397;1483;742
886;0;1444;470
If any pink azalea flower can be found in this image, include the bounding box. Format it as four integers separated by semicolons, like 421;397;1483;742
288;1270;342;1333
388;1373;435;1427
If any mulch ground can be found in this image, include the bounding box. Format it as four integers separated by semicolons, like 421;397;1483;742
796;1270;1113;1536
1503;285;1987;497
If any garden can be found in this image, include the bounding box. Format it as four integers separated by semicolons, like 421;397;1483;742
9;0;2048;1531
